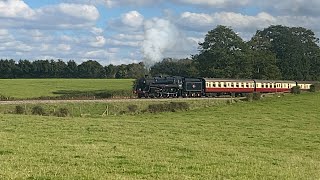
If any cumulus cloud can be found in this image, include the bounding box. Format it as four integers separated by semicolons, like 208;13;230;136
90;36;106;47
1;0;320;66
175;0;250;8
108;11;144;31
0;0;35;19
176;11;320;41
0;1;99;29
121;11;144;28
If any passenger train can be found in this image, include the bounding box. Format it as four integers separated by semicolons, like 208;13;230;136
134;76;316;98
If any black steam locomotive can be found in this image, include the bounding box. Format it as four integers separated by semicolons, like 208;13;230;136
134;76;317;98
134;76;203;98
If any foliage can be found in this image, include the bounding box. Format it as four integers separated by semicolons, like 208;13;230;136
291;86;301;94
193;25;252;78
127;105;138;113
147;102;189;113
253;92;262;100
310;83;320;92
245;93;253;102
0;94;13;101
250;25;320;80
0;59;145;79
31;106;46;116
15;105;25;114
150;58;199;77
54;108;69;117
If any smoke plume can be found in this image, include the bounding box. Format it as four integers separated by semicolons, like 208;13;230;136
142;18;179;67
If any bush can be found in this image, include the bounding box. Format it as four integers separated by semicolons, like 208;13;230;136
253;92;261;101
55;108;69;117
95;92;112;99
15;105;25;114
168;102;189;112
245;93;253;102
310;83;320;92
291;86;301;94
127;105;138;113
0;94;13;101
32;106;46;115
147;102;189;113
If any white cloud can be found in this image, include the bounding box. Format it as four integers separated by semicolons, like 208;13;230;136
90;36;106;47
175;0;250;8
57;3;99;21
1;0;320;66
108;11;144;31
0;0;35;19
57;44;72;52
121;11;144;28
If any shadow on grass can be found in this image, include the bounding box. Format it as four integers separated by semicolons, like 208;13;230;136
35;89;134;100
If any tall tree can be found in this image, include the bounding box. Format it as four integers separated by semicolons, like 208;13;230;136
78;60;106;78
248;35;282;80
193;25;252;78
251;25;320;80
65;60;78;78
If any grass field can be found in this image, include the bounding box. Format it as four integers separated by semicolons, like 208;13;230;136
0;79;134;99
0;93;320;179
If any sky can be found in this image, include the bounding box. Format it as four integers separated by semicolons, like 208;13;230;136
0;0;320;66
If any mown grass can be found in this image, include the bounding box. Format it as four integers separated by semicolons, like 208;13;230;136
0;79;134;99
0;93;319;179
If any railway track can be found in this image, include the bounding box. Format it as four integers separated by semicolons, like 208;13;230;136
0;97;238;105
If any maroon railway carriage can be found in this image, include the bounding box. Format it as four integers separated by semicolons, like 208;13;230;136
253;80;296;93
204;78;255;96
296;81;317;91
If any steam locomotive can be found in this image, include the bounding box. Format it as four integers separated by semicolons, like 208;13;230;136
133;76;316;98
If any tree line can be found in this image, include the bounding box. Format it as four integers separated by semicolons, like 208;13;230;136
151;25;320;81
0;59;145;79
1;25;320;81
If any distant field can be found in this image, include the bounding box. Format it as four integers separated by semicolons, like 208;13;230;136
0;79;134;99
0;93;319;179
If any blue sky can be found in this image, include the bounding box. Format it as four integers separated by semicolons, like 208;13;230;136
0;0;320;65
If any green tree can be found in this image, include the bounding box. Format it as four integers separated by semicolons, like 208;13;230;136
0;59;17;78
65;60;78;78
252;25;320;80
193;25;252;78
16;60;32;78
150;58;198;77
248;35;282;79
31;60;51;78
78;60;106;78
127;62;145;79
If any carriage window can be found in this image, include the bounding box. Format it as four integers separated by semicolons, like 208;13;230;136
231;83;234;87
274;85;277;88
261;84;264;88
218;83;221;87
246;84;249;88
213;83;216;87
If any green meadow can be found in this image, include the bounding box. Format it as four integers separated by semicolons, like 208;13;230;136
0;79;134;99
0;93;319;179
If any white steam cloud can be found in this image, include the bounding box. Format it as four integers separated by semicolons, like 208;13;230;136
142;18;179;67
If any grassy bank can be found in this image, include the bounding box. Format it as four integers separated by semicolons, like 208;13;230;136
0;93;319;179
0;79;134;99
0;98;233;117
